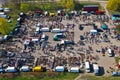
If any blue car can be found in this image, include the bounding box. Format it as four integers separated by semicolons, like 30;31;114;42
0;68;5;73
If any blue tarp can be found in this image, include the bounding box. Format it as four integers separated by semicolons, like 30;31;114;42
112;16;117;21
101;24;108;29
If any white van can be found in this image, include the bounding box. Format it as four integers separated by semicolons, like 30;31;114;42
81;11;88;15
41;34;46;39
36;27;40;32
90;30;97;35
108;48;112;57
69;67;80;73
51;28;61;33
4;8;11;12
40;27;50;32
0;14;7;18
55;66;65;72
0;12;5;15
20;66;30;72
85;62;91;73
61;28;68;32
93;64;99;76
5;67;18;73
32;38;39;43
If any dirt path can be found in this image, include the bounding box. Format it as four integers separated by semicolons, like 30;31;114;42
74;74;82;80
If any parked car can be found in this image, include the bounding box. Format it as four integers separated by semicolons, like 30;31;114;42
4;35;13;41
93;64;99;76
79;25;83;30
7;52;16;57
61;40;74;45
20;66;31;72
0;67;5;73
108;48;113;57
112;72;120;76
80;35;84;40
5;67;18;73
85;61;91;73
116;35;120;40
93;24;97;30
0;37;4;43
68;67;80;73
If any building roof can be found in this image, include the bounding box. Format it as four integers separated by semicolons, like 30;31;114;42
84;5;99;7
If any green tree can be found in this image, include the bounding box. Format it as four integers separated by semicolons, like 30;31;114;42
6;0;20;10
20;3;31;12
60;0;67;8
44;3;51;10
116;25;120;34
107;0;120;11
0;18;12;35
60;0;75;10
68;0;75;10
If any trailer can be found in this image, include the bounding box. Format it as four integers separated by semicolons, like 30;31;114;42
83;5;99;12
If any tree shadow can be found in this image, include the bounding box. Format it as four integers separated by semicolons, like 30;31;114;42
74;3;83;10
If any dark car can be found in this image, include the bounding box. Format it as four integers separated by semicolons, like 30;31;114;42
80;35;84;40
79;25;83;30
7;52;16;57
116;35;120;40
64;40;74;45
4;35;13;41
93;25;97;30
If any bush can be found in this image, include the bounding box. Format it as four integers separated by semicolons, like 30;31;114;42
20;3;32;12
116;25;120;34
107;0;120;11
0;18;14;35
